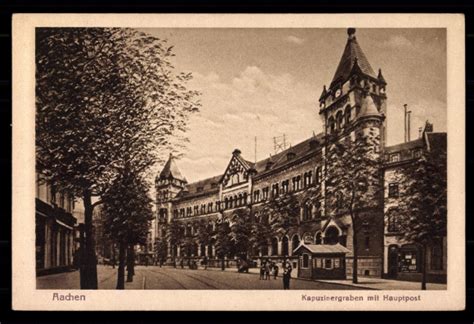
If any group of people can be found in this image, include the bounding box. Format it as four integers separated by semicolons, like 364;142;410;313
259;259;293;289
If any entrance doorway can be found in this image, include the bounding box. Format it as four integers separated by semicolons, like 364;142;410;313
388;245;399;278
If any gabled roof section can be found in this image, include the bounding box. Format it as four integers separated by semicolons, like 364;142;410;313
159;153;187;182
330;28;376;88
294;243;351;254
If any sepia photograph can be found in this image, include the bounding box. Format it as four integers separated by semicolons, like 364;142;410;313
12;14;465;310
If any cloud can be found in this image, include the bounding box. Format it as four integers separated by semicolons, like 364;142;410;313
173;66;321;182
382;35;413;48
285;35;305;45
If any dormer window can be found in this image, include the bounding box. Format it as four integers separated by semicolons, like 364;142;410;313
390;153;400;163
211;182;218;189
197;186;204;192
265;161;274;171
287;152;296;161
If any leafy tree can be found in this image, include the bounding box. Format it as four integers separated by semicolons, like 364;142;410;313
101;170;154;289
215;218;232;270
395;141;447;290
166;218;184;260
154;238;168;265
263;192;301;244
229;208;252;258
249;212;272;257
36;28;199;288
324;128;383;284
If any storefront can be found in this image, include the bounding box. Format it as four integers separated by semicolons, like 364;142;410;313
293;243;350;280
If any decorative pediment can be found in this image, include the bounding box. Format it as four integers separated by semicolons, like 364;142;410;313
221;155;250;188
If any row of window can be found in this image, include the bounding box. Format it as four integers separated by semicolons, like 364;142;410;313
387;148;423;163
254;168;322;203
35;174;75;213
300;254;343;270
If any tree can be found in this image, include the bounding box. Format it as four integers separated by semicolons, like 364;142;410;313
101;171;154;289
395;141;447;290
263;192;301;252
166;218;184;260
249;213;272;257
324;128;383;284
230;208;252;258
36;28;200;288
215;218;232;270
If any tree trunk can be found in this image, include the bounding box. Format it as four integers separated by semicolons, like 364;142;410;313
127;243;135;282
421;244;427;290
81;191;98;289
221;257;225;271
352;230;358;284
116;242;126;289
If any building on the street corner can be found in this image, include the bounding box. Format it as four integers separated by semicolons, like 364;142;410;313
154;28;447;282
35;173;77;275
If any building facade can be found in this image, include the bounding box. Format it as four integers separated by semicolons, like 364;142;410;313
35;173;77;275
155;28;447;281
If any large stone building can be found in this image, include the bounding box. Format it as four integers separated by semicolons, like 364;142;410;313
155;28;447;282
35;173;78;275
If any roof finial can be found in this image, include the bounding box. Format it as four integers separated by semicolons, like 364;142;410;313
347;28;356;39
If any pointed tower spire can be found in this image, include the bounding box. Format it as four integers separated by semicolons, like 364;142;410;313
319;85;327;101
377;68;387;85
330;28;376;89
159;153;187;182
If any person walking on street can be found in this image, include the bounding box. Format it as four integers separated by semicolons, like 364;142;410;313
264;260;271;280
282;261;292;290
180;258;184;269
259;260;265;280
273;262;279;280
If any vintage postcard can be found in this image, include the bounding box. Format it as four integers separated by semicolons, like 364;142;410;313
12;14;465;310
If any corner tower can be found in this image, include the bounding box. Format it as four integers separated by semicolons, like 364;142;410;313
155;153;187;237
318;28;387;148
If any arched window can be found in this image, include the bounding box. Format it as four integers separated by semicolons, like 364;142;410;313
292;235;300;253
282;236;289;256
238;194;243;207
271;237;279;256
224;197;229;209
328;116;336;133
336;111;344;130
315;232;322;244
303;202;311;221
200;243;206;256
324;226;340;245
344;105;351;125
229;196;234;209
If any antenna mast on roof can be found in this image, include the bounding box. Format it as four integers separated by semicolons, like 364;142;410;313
254;136;257;163
273;134;288;155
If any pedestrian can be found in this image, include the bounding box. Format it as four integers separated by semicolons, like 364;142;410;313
282;261;292;290
203;256;208;270
259;260;265;280
273;262;279;280
180;258;184;269
264;260;271;280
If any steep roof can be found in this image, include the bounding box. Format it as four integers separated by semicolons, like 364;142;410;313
385;138;424;154
159;154;186;182
294;243;351;254
176;174;221;199
252;132;325;175
330;28;376;88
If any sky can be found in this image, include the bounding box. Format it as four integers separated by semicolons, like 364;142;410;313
141;28;447;184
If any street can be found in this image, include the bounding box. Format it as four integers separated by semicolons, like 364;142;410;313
37;265;364;290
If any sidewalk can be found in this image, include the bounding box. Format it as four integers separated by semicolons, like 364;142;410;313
204;266;446;290
314;277;447;290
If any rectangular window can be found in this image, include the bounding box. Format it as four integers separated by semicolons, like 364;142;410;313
282;180;289;194
253;190;260;203
302;254;310;268
334;258;341;268
208;203;213;213
272;184;279;198
314;258;322;268
262;187;269;200
390;153;400;163
388;183;399;198
324;258;332;269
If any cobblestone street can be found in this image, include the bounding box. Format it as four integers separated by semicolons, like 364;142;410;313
37;265;365;290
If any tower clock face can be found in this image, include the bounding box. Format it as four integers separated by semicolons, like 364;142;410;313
335;89;342;97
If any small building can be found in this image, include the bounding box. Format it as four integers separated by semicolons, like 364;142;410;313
293;243;351;280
